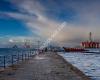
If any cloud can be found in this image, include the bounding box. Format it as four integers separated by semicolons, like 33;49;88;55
0;12;37;22
0;0;100;47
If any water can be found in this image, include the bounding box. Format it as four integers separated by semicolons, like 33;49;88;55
0;48;35;55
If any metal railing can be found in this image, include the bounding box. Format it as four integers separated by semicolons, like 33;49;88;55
0;50;37;69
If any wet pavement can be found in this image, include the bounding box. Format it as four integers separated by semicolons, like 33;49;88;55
0;52;90;80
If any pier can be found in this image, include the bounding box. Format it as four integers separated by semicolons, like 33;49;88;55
0;52;91;80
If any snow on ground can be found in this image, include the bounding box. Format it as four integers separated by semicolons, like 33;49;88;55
58;52;100;80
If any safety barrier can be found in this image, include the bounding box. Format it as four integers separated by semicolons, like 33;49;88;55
0;50;37;69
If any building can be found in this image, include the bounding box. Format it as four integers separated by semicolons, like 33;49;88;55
81;32;99;48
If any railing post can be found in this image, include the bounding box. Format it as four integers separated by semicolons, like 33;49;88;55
22;53;23;61
25;53;27;60
11;55;14;66
28;53;29;59
29;52;31;57
17;53;19;63
30;51;31;57
3;56;6;69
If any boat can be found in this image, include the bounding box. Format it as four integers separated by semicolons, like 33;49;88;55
63;47;87;52
63;32;100;53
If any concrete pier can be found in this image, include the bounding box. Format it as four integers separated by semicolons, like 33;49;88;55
0;52;91;80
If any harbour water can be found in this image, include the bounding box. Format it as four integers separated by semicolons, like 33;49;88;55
0;48;34;55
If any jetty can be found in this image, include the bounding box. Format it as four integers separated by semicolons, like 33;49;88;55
0;52;91;80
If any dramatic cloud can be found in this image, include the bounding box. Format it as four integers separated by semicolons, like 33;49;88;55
0;0;100;47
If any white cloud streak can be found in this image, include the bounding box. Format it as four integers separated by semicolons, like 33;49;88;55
1;0;100;47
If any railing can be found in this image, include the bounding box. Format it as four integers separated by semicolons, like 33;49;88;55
0;50;37;69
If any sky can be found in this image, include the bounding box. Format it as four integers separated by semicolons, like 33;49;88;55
0;0;100;47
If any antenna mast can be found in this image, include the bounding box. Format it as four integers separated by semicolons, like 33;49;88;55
89;32;92;42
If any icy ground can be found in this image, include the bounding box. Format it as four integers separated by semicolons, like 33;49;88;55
58;52;100;80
